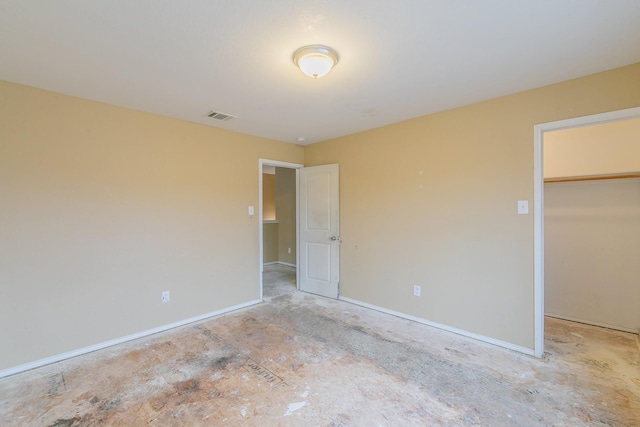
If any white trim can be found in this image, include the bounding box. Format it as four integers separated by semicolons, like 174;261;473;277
339;296;535;356
535;106;640;133
258;159;303;302
277;261;296;268
259;166;263;282
533;125;545;358
545;313;640;335
0;299;261;379
533;106;640;359
263;261;296;268
295;169;300;290
259;159;304;169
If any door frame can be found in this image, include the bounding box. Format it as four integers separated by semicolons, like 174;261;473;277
532;106;640;358
258;159;303;301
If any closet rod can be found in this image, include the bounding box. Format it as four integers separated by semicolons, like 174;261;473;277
544;173;640;183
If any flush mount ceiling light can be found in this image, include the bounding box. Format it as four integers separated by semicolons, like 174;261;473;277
293;45;339;79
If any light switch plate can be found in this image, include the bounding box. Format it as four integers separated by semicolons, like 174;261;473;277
518;200;529;215
248;206;254;216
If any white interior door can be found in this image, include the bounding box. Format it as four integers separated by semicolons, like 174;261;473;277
299;164;340;299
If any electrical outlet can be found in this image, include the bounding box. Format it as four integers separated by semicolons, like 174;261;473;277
161;291;170;303
413;285;421;297
288;247;291;254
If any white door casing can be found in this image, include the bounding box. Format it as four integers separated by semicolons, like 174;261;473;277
299;164;340;299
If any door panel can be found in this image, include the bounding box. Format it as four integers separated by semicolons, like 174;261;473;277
307;243;331;281
306;173;331;230
299;164;339;298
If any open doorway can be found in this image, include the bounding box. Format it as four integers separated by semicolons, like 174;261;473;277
544;118;640;334
258;159;303;301
533;106;640;357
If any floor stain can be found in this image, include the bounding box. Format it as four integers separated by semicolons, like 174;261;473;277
48;417;81;427
47;373;66;396
174;379;199;394
583;358;612;370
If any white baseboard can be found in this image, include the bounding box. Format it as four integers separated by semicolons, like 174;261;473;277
0;299;261;379
263;261;296;268
263;262;296;268
339;296;535;357
277;262;296;268
545;313;639;334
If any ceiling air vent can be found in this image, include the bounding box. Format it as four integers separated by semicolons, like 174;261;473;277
204;111;236;121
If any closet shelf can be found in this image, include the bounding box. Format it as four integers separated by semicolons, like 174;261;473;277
544;172;640;183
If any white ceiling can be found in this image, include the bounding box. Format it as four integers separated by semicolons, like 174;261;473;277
1;1;639;145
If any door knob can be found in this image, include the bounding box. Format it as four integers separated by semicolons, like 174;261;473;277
330;235;341;242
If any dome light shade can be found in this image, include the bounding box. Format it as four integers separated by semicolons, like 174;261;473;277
293;45;338;79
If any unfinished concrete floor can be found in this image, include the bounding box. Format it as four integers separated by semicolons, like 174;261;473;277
1;264;639;426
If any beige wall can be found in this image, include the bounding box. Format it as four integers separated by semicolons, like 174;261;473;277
544;118;640;178
276;167;296;265
262;173;276;220
262;173;278;264
262;222;279;263
305;62;640;350
545;179;640;332
0;80;304;371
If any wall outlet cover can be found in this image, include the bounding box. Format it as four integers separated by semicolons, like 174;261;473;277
518;200;529;215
